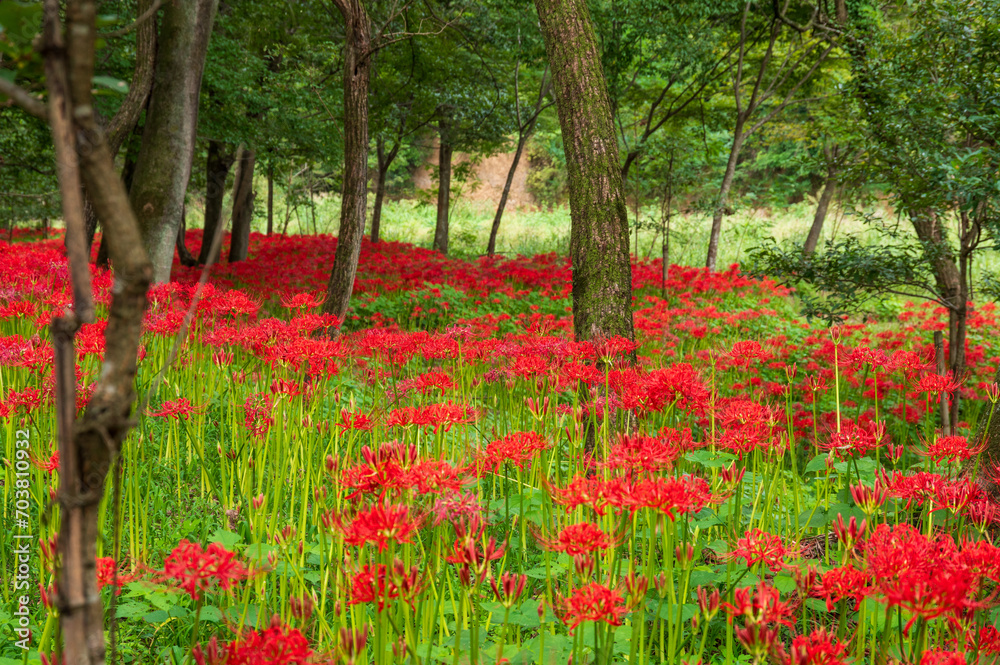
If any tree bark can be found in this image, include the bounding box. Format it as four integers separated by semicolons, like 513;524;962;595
83;0;158;251
320;0;371;332
533;0;635;345
266;161;274;235
803;172;837;255
176;205;197;266
32;3;153;665
371;136;399;244
198;139;235;264
228;148;256;262
706;118;745;271
487;133;528;256
129;0;218;282
433;111;453;255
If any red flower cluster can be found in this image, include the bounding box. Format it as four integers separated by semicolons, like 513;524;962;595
159;540;249;600
192;615;312;665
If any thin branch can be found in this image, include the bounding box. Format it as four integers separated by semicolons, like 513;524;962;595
103;0;163;38
0;79;48;121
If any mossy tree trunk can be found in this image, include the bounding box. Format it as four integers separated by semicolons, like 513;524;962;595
533;0;635;345
129;0;217;282
321;0;371;332
228;148;256;262
433;110;453;255
198;139;235;264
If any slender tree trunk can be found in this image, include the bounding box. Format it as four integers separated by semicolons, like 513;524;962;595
129;0;218;282
433;113;453;255
228;148;256;262
83;0;158;251
175;205;197;266
31;3;153;665
320;0;371;332
487;132;529;256
371;137;398;243
533;0;635;345
803;172;837;255
706;118;745;271
266;162;274;235
199;139;235;264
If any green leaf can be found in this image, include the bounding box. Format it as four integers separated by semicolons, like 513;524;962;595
804;455;831;474
198;605;224;623
209;528;243;549
685;450;737;468
92;75;129;94
114;601;151;619
142;609;169;624
0;2;43;46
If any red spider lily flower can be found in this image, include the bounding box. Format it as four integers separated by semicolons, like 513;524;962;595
279;292;324;310
822;419;883;457
842;346;889;371
446;521;505;586
160;540;249;600
33;450;59;474
696;586;721;620
534;522;615;555
431;492;485;527
490;572;527;609
547;476;632;516
348;561;424;611
914;370;962;395
787;628;850;665
598;431;691;474
923;435;978;464
728;340;771;367
242;393;273;438
733;623;782;661
919;650;969;665
625;475;718;519
339;503;421;552
831;514;867;553
813;564;871;611
339;626;369;665
191;615;312;665
728;528;796;572
148;398;205;420
715;399;784;456
477;431;550;472
557;582;628;634
722;582;795;627
849;480;888;516
337;410;376;432
96;557;127;594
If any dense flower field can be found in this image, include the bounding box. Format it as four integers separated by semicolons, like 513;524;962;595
2;229;1000;665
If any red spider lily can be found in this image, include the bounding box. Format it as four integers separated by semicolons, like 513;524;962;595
339;503;421;552
431;492;485;527
813;563;871;611
919;650;969;665
385;401;476;432
722;582;796;627
534;522;615;555
822;419;884;458
279;292;324;309
191;615;312;665
598;431;691;474
625;475;717;518
556;582;628;634
96;557;127;594
728;528;796;572
696;586;721;619
242;393;273;438
728;340;772;367
338;626;369;665
734;623;782;661
715;398;784;456
148;397;205;420
477;430;550;472
882;470;984;511
490;572;527;609
159;540;249;600
831;514;867;553
33;450;59;474
445;520;505;586
786;628;850;665
913;371;961;395
348;560;424;610
923;434;979;464
337;410;375;432
849;480;888;515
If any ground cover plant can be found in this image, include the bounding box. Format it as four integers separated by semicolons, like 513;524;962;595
3;229;1000;665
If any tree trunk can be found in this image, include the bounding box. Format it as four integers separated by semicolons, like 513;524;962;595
129;0;218;282
198;139;235;264
487;132;529;256
83;0;158;251
33;3;154;665
803;172;837;255
706;118;745;271
433;112;453;255
371;136;398;243
176;205;197;266
266;161;274;235
320;0;371;332
228;148;256;262
533;0;635;345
